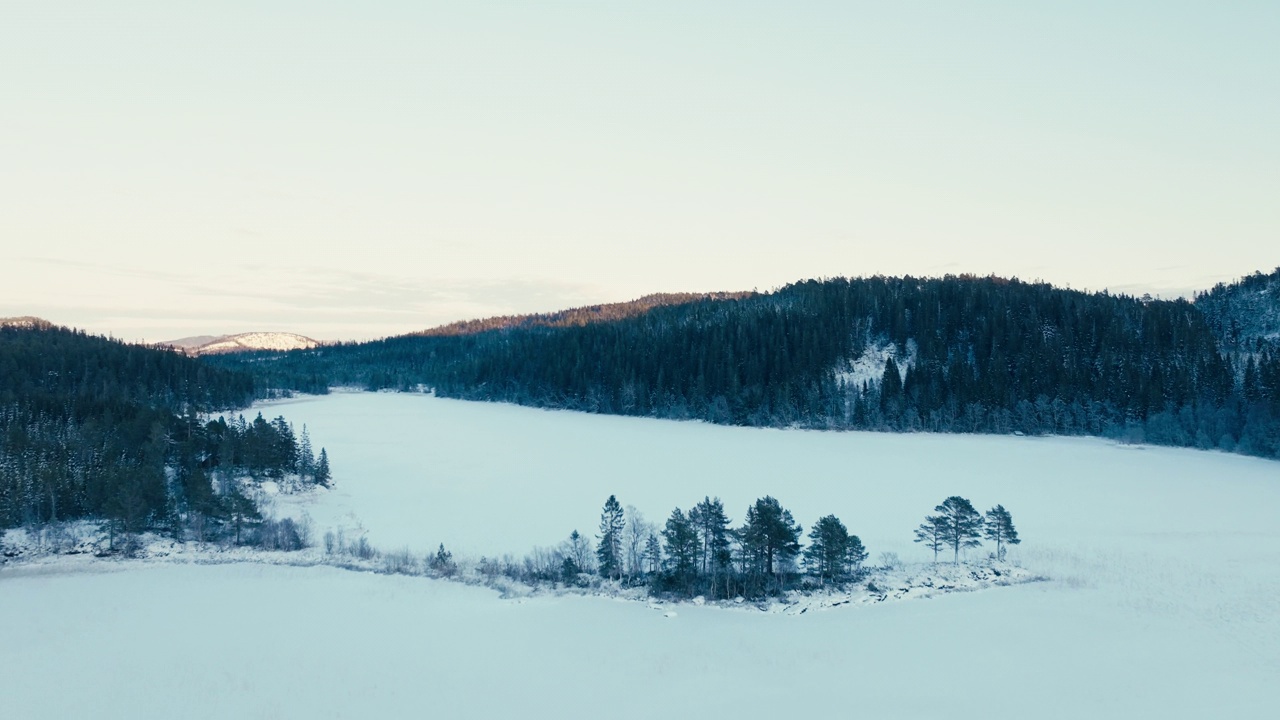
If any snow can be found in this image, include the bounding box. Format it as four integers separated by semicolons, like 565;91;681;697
0;315;53;330
197;332;320;353
835;339;914;389
4;391;1280;718
159;332;321;354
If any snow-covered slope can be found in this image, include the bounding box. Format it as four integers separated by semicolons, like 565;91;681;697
159;331;321;355
1196;267;1280;348
0;316;54;330
4;392;1279;718
157;334;221;349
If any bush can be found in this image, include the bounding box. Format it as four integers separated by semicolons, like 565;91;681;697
255;517;307;551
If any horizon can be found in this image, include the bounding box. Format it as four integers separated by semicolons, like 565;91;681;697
6;266;1274;345
3;2;1277;342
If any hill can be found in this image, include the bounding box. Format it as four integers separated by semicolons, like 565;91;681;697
158;331;322;355
1195;267;1280;351
0;316;54;330
0;323;319;535
214;274;1280;460
414;292;754;337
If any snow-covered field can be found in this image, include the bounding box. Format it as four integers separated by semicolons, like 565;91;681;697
3;391;1280;718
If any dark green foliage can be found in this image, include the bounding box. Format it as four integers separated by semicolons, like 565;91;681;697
739;496;802;582
660;508;699;582
596;494;625;580
690;496;732;578
0;324;316;546
1195;267;1280;351
804;514;866;581
314;448;332;486
933;496;984;565
226;486;261;546
983;505;1020;560
432;543;457;577
217;273;1280;460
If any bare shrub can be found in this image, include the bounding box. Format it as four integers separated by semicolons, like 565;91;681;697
382;547;419;575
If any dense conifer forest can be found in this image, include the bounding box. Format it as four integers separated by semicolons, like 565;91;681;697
5;270;1278;552
0;325;326;545
216;272;1280;459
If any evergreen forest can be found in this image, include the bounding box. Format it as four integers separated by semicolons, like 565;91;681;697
214;272;1280;459
0;325;327;545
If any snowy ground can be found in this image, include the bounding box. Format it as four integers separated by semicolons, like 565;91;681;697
3;391;1280;718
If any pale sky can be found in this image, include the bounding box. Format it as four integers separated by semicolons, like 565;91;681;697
2;1;1277;342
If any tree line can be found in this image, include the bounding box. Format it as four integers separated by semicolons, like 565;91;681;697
466;493;1018;601
0;324;328;552
220;273;1280;460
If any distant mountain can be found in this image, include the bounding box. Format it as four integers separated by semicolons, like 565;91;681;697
414;292;754;337
1195;268;1280;351
159;332;322;355
160;334;223;350
0;316;54;330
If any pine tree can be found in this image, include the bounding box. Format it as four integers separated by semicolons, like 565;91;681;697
847;534;868;574
913;516;944;563
596;494;625;580
661;508;699;579
804;514;853;581
226;485;260;545
691;496;731;577
983;504;1021;560
934;496;984;564
740;496;802;578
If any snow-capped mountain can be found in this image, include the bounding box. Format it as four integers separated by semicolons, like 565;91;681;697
159;332;322;355
0;316;54;330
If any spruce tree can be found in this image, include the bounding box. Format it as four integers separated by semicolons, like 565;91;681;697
644;532;662;575
983;504;1021;560
298;425;315;479
313;448;332;486
596;494;625;580
432;543;457;577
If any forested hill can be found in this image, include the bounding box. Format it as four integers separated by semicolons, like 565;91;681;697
1195;267;1280;351
216;274;1280;460
0;325;324;538
414;292;754;337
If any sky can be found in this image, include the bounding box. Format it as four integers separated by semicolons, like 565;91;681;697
2;1;1277;342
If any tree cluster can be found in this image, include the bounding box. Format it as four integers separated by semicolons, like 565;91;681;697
914;496;1020;564
492;495;868;601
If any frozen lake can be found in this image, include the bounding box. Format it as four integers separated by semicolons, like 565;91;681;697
3;391;1279;718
